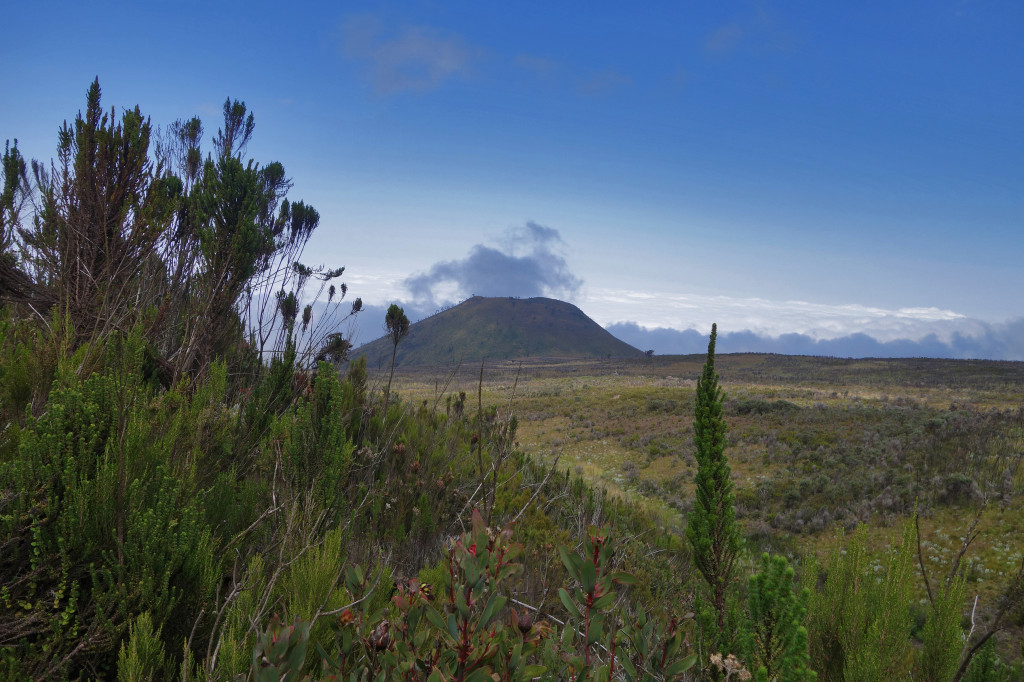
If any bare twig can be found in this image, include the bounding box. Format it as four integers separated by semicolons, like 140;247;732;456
318;548;394;619
476;359;485;478
510;451;563;527
947;503;986;587
951;556;1024;682
915;512;934;606
430;358;463;415
966;595;979;644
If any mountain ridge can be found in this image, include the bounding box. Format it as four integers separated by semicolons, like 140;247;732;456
353;296;644;368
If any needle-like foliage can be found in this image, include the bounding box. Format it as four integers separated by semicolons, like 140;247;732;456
686;323;740;632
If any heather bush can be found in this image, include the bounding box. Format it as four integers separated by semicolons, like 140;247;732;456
0;332;218;678
804;522;915;681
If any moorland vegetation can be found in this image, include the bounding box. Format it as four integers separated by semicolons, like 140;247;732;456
0;82;1022;680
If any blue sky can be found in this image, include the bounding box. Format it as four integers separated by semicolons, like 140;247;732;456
3;1;1022;357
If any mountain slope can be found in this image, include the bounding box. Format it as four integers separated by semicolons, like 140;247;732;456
354;296;643;367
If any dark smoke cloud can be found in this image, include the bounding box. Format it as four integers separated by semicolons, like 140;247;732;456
606;318;1024;361
403;222;582;305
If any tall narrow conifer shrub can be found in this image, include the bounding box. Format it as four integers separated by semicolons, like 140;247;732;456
686;323;740;630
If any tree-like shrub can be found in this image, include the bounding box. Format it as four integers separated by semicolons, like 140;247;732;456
686;324;741;637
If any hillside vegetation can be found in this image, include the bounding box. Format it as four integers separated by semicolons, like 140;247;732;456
1;83;1022;680
390;355;1024;674
354;296;644;368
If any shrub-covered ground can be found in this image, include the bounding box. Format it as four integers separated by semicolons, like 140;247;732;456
390;354;1024;669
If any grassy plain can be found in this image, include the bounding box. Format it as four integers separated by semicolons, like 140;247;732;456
389;353;1024;636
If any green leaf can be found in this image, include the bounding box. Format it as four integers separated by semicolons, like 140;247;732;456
610;571;638;585
315;642;338;670
510;642;522;669
664;654;698;677
456;590;470;620
479;593;507;629
580;559;596;594
592;592;615;611
560;624;575;648
424;607;451;638
558;588;582;619
447;612;459;640
407;605;422;631
464;668;493;682
665;632;681;658
558;545;581;581
522;664;547;678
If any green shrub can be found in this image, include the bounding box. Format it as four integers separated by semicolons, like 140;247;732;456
117;612;171;682
962;638;1015;682
254;512;697;681
804;522;916;682
916;570;967;681
0;334;218;678
745;553;816;681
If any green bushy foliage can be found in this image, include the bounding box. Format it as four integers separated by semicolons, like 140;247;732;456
805;522;915;681
117;611;171;682
0;313;55;431
274;361;354;510
256;510;697;681
962;638;1016;682
210;553;270;680
279;525;350;663
0;333;218;678
917;569;967;681
745;553;815;682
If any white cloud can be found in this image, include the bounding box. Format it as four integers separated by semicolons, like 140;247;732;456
404;222;581;304
340;15;474;94
584;287;982;343
344;270;410;305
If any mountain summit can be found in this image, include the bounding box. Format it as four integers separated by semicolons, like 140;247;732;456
354;296;643;367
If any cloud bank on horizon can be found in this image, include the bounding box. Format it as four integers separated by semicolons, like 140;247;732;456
584;289;974;342
347;286;1024;360
586;288;1024;360
605;320;1024;361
